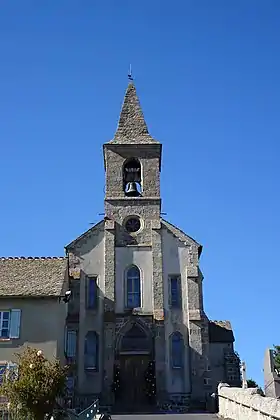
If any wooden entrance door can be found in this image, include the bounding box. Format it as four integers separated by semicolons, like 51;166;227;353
119;355;150;410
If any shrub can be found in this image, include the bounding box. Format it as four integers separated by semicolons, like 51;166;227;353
1;347;68;420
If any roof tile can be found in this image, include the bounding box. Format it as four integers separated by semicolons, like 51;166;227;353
0;257;67;297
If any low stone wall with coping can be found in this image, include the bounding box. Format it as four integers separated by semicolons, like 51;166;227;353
218;383;280;420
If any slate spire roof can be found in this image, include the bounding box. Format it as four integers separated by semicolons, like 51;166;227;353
110;82;159;144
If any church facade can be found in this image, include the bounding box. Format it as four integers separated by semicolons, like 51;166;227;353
0;81;240;413
64;82;240;411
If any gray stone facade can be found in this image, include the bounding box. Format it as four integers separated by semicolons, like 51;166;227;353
0;80;240;414
64;82;240;411
104;144;161;200
96;82;239;409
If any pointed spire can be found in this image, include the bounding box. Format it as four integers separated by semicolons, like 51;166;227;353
112;82;159;144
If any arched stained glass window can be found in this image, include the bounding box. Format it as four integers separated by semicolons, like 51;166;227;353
126;265;141;308
84;331;99;371
171;332;184;368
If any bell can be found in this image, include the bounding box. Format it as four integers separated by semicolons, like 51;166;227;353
125;182;141;197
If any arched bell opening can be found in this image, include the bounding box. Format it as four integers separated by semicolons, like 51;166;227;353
123;158;142;197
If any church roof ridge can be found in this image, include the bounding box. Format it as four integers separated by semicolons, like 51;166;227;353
65;220;104;250
161;218;202;255
109;82;160;145
210;320;233;330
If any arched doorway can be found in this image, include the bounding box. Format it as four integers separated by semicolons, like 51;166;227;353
114;321;154;412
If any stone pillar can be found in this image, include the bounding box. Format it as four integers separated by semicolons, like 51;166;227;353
102;220;116;405
264;348;280;398
103;319;115;405
152;222;166;402
241;361;248;389
188;310;208;402
187;246;209;406
104;219;115;311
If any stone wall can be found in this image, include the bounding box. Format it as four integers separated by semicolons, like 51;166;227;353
264;348;280;398
218;383;280;420
103;144;161;200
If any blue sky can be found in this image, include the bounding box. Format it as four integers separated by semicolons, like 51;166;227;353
1;1;280;387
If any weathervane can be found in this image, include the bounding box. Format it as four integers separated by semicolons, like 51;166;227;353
128;64;133;81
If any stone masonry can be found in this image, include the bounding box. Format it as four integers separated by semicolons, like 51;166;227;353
103;83;164;404
0;80;240;413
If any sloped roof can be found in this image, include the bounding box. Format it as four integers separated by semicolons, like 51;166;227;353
161;218;202;256
209;320;235;343
65;220;104;250
0;218;202;297
65;218;201;254
0;257;67;297
109;82;160;144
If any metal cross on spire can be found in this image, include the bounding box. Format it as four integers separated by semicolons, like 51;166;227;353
128;64;133;81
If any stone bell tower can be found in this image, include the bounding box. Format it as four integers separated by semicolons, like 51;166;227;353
103;82;162;203
102;82;166;404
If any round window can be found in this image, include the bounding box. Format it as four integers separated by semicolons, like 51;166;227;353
125;217;141;233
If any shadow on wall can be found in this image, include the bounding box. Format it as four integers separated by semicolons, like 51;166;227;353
65;223;235;412
66;282;224;412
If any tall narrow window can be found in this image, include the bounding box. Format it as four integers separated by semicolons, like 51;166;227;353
84;331;98;371
0;311;10;338
171;332;184;369
126;265;141;308
169;276;181;308
86;277;98;309
0;310;21;339
65;329;77;358
66;376;75;395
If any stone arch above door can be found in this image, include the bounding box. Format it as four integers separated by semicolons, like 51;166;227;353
115;320;153;354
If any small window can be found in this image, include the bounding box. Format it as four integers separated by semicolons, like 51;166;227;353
126;266;141;308
66;376;75;395
84;331;99;371
0;364;7;384
0;363;18;384
0;312;10;338
65;329;77;358
171;332;184;369
86;277;98;309
6;362;18;381
169;276;181;308
125;217;141;233
0;310;21;339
